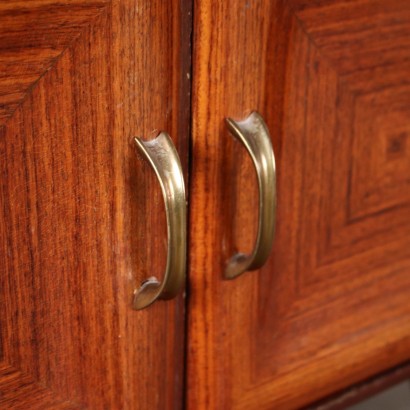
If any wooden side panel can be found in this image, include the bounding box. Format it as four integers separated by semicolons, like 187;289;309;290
188;0;410;409
0;0;191;408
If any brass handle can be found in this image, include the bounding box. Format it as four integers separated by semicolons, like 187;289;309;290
133;132;186;310
225;112;276;279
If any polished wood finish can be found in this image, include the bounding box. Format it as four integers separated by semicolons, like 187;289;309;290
0;1;108;124
0;0;191;408
188;0;410;409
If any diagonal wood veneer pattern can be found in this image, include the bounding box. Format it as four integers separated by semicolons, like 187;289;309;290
0;0;189;408
0;362;80;409
0;1;108;125
188;0;410;409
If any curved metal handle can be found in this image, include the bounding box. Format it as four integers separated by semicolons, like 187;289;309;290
225;111;276;279
133;132;186;310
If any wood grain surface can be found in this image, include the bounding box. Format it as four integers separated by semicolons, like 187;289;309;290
0;1;108;124
0;0;191;408
187;0;410;409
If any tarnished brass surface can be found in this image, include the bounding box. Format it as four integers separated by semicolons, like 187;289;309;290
133;132;186;309
225;112;276;279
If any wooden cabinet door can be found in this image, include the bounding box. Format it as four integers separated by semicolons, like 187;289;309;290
0;1;191;408
188;1;410;409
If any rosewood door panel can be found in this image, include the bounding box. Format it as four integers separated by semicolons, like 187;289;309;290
188;1;410;409
0;1;190;408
